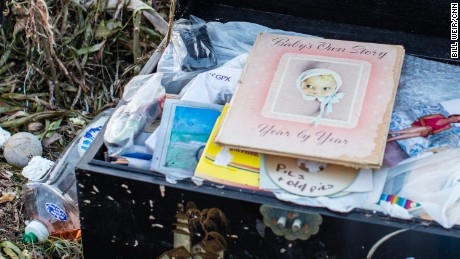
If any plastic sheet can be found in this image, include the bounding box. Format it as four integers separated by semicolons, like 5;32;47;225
158;16;310;94
382;149;460;228
172;16;218;72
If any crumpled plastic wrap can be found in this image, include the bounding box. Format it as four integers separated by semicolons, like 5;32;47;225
104;73;165;156
157;16;310;94
381;149;460;228
172;16;218;72
394;55;460;112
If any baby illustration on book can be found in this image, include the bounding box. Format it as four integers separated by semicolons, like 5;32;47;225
296;68;345;125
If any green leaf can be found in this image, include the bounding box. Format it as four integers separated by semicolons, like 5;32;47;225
47;118;63;131
74;42;105;55
0;48;11;67
95;21;111;40
95;20;122;40
2;247;20;259
0;106;22;115
0;241;23;259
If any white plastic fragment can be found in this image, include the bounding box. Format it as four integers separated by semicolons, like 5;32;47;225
21;156;55;181
0;127;11;148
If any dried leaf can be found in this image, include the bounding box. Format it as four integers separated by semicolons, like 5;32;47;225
0;241;22;259
95;20;122;40
7;111;29;120
0;180;14;188
42;133;62;147
2;247;20;259
0;106;23;115
1;171;13;179
0;192;16;203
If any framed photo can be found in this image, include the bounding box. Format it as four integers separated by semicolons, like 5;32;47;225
151;99;222;181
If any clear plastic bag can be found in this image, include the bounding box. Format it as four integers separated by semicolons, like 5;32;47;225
158;16;311;94
104;73;165;156
382;149;460;228
172;16;218;72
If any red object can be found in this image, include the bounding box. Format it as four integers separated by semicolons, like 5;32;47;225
412;114;452;137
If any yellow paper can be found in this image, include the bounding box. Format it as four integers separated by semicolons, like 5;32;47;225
194;105;260;189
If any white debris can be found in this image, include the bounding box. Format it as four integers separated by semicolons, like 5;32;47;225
0;127;11;148
151;224;163;228
92;185;100;193
69;117;86;126
159;185;165;197
21;156;54;181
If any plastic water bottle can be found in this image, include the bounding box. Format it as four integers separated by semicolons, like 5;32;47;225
22;158;81;243
22;109;113;243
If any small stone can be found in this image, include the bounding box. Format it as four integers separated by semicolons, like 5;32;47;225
27;122;44;132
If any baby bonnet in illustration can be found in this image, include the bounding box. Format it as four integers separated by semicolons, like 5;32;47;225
296;68;345;125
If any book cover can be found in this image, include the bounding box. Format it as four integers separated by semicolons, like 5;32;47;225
215;33;405;168
194;105;260;189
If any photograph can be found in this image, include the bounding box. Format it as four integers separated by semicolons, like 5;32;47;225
389;98;460;156
164;105;221;171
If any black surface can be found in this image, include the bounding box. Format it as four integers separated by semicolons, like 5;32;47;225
190;0;451;38
76;168;460;259
179;1;457;63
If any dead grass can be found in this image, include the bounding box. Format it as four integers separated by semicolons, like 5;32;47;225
0;0;166;257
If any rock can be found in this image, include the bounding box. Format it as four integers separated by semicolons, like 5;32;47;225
3;132;43;168
27;122;44;132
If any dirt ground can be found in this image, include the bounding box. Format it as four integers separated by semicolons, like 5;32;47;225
0;163;26;243
1;143;83;258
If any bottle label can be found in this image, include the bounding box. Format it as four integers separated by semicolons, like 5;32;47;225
45;203;68;221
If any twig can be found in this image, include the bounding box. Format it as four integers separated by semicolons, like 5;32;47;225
47;80;55;109
133;10;142;63
139;37;167;75
71;83;82;110
0;80;19;88
165;0;176;45
32;1;61;106
0;62;15;75
1;110;73;129
23;65;31;108
1;93;52;109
